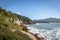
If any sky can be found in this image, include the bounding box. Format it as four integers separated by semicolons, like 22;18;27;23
0;0;60;20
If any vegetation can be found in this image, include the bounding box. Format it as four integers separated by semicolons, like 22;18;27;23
0;7;32;24
14;31;32;40
0;26;32;40
22;26;28;32
0;7;32;40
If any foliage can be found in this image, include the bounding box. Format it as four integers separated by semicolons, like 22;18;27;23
0;7;33;40
22;26;28;32
14;31;32;40
0;26;32;40
0;7;32;24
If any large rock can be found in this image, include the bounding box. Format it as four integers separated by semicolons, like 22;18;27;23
34;34;44;40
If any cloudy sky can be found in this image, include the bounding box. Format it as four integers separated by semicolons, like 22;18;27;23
0;0;60;20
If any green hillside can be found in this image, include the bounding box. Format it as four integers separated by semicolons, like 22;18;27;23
0;7;32;40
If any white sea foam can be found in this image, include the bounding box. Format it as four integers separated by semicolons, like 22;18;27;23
35;23;40;25
27;24;60;40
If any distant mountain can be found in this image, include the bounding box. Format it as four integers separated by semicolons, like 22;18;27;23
33;18;60;23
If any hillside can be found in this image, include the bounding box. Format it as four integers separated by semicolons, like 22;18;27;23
33;17;60;23
0;7;32;40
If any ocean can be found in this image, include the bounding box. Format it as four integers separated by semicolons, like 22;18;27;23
28;23;60;40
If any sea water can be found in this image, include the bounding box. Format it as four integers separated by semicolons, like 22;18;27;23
28;23;60;40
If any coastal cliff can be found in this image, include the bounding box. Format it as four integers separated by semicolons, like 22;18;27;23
0;7;32;40
0;7;43;40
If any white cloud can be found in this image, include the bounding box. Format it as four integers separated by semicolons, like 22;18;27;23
17;12;22;15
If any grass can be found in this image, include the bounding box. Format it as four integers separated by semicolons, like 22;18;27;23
14;31;33;40
0;8;33;40
0;21;32;40
0;14;32;40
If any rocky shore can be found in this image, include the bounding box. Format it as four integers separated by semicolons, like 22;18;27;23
34;34;44;40
24;25;44;40
29;32;44;40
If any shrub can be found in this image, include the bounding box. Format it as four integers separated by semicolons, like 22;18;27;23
22;26;28;32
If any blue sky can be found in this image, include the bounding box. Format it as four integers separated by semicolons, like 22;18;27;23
0;0;60;20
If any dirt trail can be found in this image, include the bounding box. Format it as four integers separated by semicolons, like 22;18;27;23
21;31;37;40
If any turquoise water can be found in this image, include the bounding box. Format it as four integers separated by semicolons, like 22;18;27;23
28;23;60;40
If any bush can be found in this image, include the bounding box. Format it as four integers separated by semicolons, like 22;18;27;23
0;25;32;40
22;26;28;32
0;28;18;40
0;7;32;40
14;31;32;40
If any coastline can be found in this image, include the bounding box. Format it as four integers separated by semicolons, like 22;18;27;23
21;31;37;40
24;24;44;40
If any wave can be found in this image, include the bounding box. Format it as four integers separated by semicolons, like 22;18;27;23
27;25;60;40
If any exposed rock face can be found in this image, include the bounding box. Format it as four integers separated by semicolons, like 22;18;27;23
34;34;44;40
13;19;23;26
11;29;16;32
